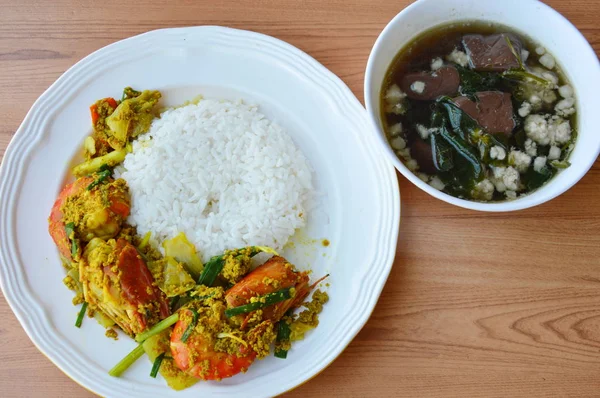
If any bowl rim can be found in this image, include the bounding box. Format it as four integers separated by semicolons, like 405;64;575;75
364;0;600;212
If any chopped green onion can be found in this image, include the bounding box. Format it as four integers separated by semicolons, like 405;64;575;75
197;246;278;286
98;163;111;172
65;223;74;238
197;256;225;286
168;297;179;312
274;320;291;359
150;353;166;378
274;348;288;359
180;309;198;343
108;343;145;377
138;231;151;250
276;320;292;341
71;240;78;258
75;302;88;328
225;288;292;318
65;222;78;258
134;313;180;343
86;169;111;190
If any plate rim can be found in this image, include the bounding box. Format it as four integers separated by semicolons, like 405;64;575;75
0;25;400;397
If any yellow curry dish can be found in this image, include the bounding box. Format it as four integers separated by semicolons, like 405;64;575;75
48;88;328;390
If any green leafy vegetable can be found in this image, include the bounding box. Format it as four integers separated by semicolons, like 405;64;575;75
488;132;509;150
504;35;525;70
455;65;502;96
524;165;554;190
225;288;292;318
109;343;146;377
431;132;454;171
514;128;527;151
423;101;487;197
75;302;88;328
559;127;577;164
476;132;509;165
430;109;445;128
437;96;483;142
438;125;484;180
502;70;554;88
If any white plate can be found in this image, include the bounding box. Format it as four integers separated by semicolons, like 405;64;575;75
0;26;399;397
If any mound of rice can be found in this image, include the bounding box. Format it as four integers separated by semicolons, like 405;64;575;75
115;99;313;262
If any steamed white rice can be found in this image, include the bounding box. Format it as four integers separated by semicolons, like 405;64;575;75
115;99;313;261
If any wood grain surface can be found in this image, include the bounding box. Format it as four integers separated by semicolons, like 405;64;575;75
1;0;599;397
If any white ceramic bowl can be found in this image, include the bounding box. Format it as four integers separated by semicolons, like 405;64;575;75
365;0;600;211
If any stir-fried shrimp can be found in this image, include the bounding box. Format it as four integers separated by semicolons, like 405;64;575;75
170;256;322;381
48;175;130;262
225;256;311;327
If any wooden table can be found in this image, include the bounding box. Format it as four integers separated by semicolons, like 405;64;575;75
1;0;599;396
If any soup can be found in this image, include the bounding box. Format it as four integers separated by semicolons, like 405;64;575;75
381;22;577;202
